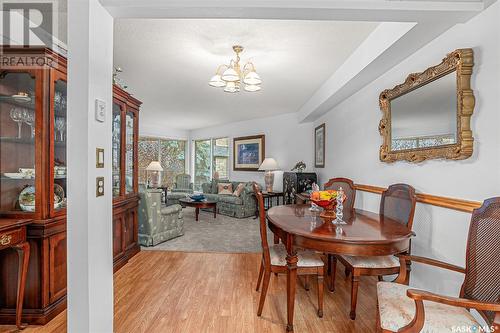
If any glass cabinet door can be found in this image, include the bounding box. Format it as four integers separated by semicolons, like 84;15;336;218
112;102;122;197
0;71;37;214
53;78;67;212
124;111;135;194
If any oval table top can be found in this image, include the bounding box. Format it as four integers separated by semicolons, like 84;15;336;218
267;204;414;247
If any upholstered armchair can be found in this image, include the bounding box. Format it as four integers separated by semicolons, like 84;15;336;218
138;188;184;246
376;197;500;332
172;174;193;193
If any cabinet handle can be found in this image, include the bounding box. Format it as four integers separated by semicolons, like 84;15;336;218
0;234;12;246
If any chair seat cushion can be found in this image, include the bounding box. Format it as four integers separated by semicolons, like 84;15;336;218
341;254;400;268
377;282;479;332
218;195;243;205
269;244;324;267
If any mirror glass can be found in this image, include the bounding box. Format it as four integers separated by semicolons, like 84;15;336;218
390;71;457;151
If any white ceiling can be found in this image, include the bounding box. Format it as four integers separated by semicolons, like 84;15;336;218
113;19;378;130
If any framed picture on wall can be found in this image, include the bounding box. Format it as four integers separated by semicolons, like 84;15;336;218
233;135;265;171
315;124;325;168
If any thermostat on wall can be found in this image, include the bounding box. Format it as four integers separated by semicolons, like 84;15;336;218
95;99;106;122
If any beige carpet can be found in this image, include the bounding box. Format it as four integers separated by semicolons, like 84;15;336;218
142;207;273;253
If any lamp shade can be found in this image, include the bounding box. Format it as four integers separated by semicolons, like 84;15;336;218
146;161;163;172
244;84;261;92
224;81;240;93
209;75;226;87
258;158;280;171
221;67;239;82
243;71;262;85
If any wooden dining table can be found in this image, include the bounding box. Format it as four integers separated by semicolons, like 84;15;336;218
267;204;415;332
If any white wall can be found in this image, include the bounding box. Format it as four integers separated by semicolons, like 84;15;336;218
190;112;314;191
67;0;114;331
314;1;499;302
139;122;189;140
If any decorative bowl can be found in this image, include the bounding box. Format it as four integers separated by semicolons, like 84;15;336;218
189;194;206;202
311;199;337;218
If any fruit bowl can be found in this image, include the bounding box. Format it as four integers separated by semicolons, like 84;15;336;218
310;190;345;218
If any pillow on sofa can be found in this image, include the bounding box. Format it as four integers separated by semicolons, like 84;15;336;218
233;183;245;197
218;183;233;195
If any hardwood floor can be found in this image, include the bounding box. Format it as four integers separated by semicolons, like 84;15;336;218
0;251;377;333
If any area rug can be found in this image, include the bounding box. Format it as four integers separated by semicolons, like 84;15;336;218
142;207;272;253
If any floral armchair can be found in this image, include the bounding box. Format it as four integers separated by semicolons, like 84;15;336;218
172;174;193;193
138;187;184;246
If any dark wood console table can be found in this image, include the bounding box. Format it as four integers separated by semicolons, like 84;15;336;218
179;198;217;222
0;218;32;330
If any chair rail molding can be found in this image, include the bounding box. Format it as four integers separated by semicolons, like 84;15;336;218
354;184;481;213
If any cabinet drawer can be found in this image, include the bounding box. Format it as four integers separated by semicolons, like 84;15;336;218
0;228;23;250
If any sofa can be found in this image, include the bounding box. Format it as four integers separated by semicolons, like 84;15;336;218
138;187;184;246
201;179;257;218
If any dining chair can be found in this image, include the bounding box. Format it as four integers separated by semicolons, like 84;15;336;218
332;183;417;320
323;178;356;292
253;184;326;318
376;197;500;332
324;177;356;211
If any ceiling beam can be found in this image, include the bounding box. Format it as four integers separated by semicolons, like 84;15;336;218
101;0;484;22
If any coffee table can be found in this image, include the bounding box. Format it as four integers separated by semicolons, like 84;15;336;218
178;198;217;222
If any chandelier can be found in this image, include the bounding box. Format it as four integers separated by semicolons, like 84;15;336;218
208;45;262;93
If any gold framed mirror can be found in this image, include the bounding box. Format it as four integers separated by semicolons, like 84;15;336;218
379;48;475;163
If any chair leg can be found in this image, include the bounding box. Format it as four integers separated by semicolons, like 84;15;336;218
303;275;310;291
257;269;271;316
317;268;324;318
345;267;351;278
329;255;337;292
350;272;360;320
256;260;264;291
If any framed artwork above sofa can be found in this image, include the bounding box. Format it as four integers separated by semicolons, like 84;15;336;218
233;134;265;171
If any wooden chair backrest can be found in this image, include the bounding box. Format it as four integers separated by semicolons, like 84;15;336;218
461;197;500;325
324;177;356;211
380;183;417;230
253;183;271;266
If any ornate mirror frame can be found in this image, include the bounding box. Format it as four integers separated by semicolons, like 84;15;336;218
379;48;475;163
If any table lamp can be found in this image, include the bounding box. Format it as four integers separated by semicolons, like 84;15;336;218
146;161;163;188
259;158;280;192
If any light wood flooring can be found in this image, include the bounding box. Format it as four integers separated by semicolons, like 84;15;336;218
0;251;378;333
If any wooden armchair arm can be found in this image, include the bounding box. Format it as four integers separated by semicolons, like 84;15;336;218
394;254;465;284
397;289;500;333
407;289;500;312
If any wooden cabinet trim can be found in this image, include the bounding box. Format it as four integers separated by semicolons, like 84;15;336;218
354;184;481;213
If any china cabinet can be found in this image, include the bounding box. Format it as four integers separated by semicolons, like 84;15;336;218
283;172;317;204
112;85;141;271
0;47;67;325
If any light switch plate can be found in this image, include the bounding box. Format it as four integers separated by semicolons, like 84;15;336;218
95;99;106;122
96;177;104;197
96;148;104;168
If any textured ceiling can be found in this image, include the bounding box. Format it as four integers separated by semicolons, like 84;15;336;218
114;19;378;130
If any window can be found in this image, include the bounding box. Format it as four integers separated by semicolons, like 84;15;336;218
138;137;186;187
194;137;229;190
213;138;229;179
391;133;456;151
